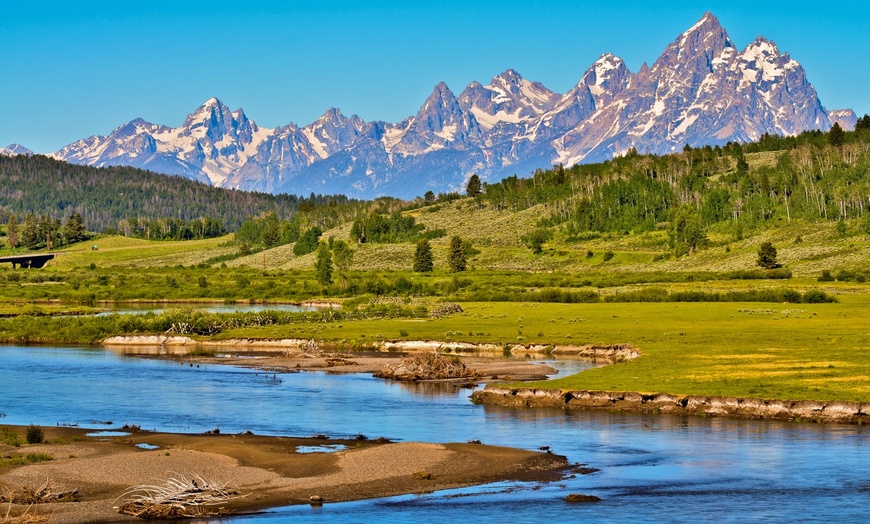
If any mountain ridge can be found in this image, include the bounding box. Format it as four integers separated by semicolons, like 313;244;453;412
27;12;852;199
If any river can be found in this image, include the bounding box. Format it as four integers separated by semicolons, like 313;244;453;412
1;345;867;523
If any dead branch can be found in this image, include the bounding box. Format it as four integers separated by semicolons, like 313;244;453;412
115;474;244;520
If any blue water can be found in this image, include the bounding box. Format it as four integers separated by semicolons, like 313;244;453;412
1;346;867;523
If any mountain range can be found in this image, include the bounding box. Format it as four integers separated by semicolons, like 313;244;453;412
4;12;857;199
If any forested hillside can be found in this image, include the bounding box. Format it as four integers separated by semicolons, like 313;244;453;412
0;154;352;232
480;121;870;238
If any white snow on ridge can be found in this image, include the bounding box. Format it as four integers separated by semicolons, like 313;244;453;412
302;128;329;159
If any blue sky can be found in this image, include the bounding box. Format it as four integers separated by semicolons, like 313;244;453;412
2;1;868;153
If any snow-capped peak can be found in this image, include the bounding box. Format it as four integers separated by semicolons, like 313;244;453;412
740;35;784;65
683;11;719;37
0;143;33;157
46;12;849;200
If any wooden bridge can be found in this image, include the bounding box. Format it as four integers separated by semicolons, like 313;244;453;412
0;253;55;268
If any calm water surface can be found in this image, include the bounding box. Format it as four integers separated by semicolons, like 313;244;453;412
98;303;320;316
1;346;867;523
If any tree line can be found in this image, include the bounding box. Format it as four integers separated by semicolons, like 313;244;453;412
0;154;353;234
1;212;87;250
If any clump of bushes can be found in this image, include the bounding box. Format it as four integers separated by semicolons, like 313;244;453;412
604;288;836;304
26;424;45;444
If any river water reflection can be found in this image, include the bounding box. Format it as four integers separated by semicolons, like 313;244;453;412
1;346;867;523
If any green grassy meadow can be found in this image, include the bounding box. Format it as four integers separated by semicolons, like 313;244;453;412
2;191;870;404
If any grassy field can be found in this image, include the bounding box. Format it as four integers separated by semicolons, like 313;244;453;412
1;193;869;405
214;297;870;403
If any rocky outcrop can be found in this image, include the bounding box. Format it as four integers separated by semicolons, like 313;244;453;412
471;387;869;425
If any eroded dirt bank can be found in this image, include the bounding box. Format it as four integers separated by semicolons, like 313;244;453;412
471;387;869;425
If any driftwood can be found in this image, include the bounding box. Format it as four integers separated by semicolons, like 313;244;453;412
116;474;243;520
0;481;78;504
1;502;47;524
429;303;463;318
375;352;479;381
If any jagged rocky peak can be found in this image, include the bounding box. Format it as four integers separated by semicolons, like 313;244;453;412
422;82;458;111
458;69;559;131
577;53;633;106
302;107;369;157
414;82;469;132
46;11;853;199
492;68;560;111
182;97;249;143
653;11;733;76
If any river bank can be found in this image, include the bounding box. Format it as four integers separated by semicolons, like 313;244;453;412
0;425;568;524
102;335;870;425
471;386;869;425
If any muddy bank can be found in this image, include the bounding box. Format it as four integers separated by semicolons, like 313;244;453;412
0;425;567;524
471;386;870;425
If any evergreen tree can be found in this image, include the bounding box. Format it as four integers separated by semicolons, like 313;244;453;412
6;213;19;248
37;214;55;249
62;213;88;244
413;238;433;272
261;213;281;248
828;122;845;147
315;242;333;285
332;239;354;272
757;242;782;269
424;191;436;204
735;150;749;177
448;235;467;272
21;213;39;250
466;174;482;197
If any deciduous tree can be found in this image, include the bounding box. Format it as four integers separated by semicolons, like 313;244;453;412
332;239;354;272
668;206;706;257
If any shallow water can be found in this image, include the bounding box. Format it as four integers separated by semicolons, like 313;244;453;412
97;303;321;316
1;346;867;523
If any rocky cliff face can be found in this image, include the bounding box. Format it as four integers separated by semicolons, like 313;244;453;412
51;12;849;199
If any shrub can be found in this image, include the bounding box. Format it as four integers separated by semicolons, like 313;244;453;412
602;251;615;262
26;424;44;444
1;428;21;447
818;270;835;282
835;270;853;282
803;289;837;303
